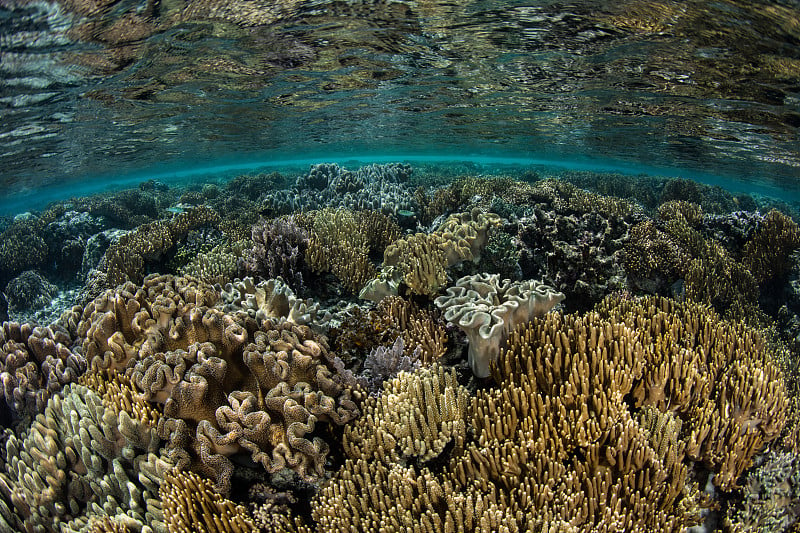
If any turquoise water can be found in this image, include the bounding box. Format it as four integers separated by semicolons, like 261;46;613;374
1;0;799;209
2;1;800;532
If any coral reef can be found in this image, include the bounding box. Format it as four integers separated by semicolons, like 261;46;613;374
160;469;255;533
3;270;59;313
0;383;170;533
217;276;319;328
262;163;415;217
87;206;220;293
0;164;798;533
0;321;85;419
241;216;310;291
434;273;564;377
362;208;501;300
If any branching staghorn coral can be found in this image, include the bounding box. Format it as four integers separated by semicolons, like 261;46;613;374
595;295;788;491
377;295;448;364
450;309;701;530
178;239;250;286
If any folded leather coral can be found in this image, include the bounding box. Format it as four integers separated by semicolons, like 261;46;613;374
434;273;565;377
77;273;360;494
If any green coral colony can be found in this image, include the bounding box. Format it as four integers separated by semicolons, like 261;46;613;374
0;162;799;533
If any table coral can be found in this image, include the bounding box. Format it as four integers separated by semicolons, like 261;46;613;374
434;273;564;377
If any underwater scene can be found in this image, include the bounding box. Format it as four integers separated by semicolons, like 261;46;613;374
1;0;800;532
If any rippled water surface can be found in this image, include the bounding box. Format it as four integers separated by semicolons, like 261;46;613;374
1;0;799;207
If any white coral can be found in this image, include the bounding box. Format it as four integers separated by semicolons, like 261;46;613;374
435;273;564;377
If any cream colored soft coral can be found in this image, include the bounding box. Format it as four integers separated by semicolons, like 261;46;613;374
434;273;564;377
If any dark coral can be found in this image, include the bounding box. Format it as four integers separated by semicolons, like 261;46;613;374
241;216;310;291
517;206;629;311
3;271;58;313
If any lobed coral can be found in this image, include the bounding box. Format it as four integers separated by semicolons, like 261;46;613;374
0;321;85;419
217;276;319;329
362;208;502;300
434;273;564;377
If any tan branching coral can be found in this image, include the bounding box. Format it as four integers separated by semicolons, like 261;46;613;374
596;295;789;491
179;239;250;286
305;208;377;293
344;364;468;465
434;273;564;377
160;470;255;533
377;296;447;364
742;209;800;284
93;206;220;289
449;310;701;530
302;458;518;533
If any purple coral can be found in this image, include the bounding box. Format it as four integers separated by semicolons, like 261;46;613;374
363;337;421;394
241;216;310;291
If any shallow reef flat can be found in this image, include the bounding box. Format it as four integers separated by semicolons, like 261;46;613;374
0;162;798;532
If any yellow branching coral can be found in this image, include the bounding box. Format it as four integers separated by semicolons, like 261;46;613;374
344;364;468;464
377;295;448;364
160;470;254;533
305;208;377;293
302;458;518;533
95;206;220;289
742;209;800;284
596;295;789;491
448;310;700;530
